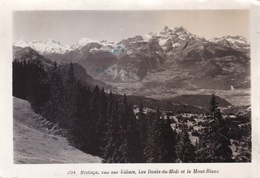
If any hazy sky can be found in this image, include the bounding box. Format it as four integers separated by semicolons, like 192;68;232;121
13;10;249;45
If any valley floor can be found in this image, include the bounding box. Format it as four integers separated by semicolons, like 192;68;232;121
13;97;102;164
109;81;250;106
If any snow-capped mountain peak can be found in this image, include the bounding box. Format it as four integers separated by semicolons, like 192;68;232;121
44;39;61;45
160;26;173;35
210;35;249;49
14;39;71;54
142;33;152;42
212;35;248;44
157;26;198;41
99;39;115;46
71;38;98;50
14;40;28;47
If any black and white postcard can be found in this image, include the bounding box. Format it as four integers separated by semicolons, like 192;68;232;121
1;0;260;177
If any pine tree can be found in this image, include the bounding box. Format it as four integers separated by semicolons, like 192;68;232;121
115;94;130;162
106;94;131;163
136;102;147;162
95;88;108;156
13;60;27;99
87;85;100;155
64;63;78;127
154;108;168;163
196;94;233;162
115;94;141;163
43;62;65;124
13;59;50;114
144;113;158;162
144;107;171;163
70;82;91;150
103;91;117;162
209;93;218;113
161;117;177;162
176;125;196;163
211;109;233;161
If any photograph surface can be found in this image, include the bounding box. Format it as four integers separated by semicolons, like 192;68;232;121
12;10;251;164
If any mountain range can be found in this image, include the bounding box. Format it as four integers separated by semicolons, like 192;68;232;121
14;26;250;93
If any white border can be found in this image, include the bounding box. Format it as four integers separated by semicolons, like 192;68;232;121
1;0;260;178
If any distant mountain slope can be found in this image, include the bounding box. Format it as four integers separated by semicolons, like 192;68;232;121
223;105;251;118
125;95;207;114
172;94;232;110
13;46;54;70
60;62;112;90
13;46;111;90
13;97;102;164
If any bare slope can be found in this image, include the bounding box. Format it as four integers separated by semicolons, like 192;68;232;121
13;97;102;164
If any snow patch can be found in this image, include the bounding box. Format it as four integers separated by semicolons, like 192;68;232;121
172;42;180;48
71;38;97;49
119;69;128;81
90;47;100;53
142;34;152;42
158;38;169;46
14;39;71;54
209;36;249;49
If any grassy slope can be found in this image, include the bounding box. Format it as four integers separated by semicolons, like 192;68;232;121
13;97;102;164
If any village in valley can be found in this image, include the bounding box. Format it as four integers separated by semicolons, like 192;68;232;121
133;98;251;162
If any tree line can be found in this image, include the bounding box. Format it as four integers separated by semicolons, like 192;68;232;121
13;60;239;163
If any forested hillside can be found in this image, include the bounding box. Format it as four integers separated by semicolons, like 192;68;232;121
13;60;251;163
